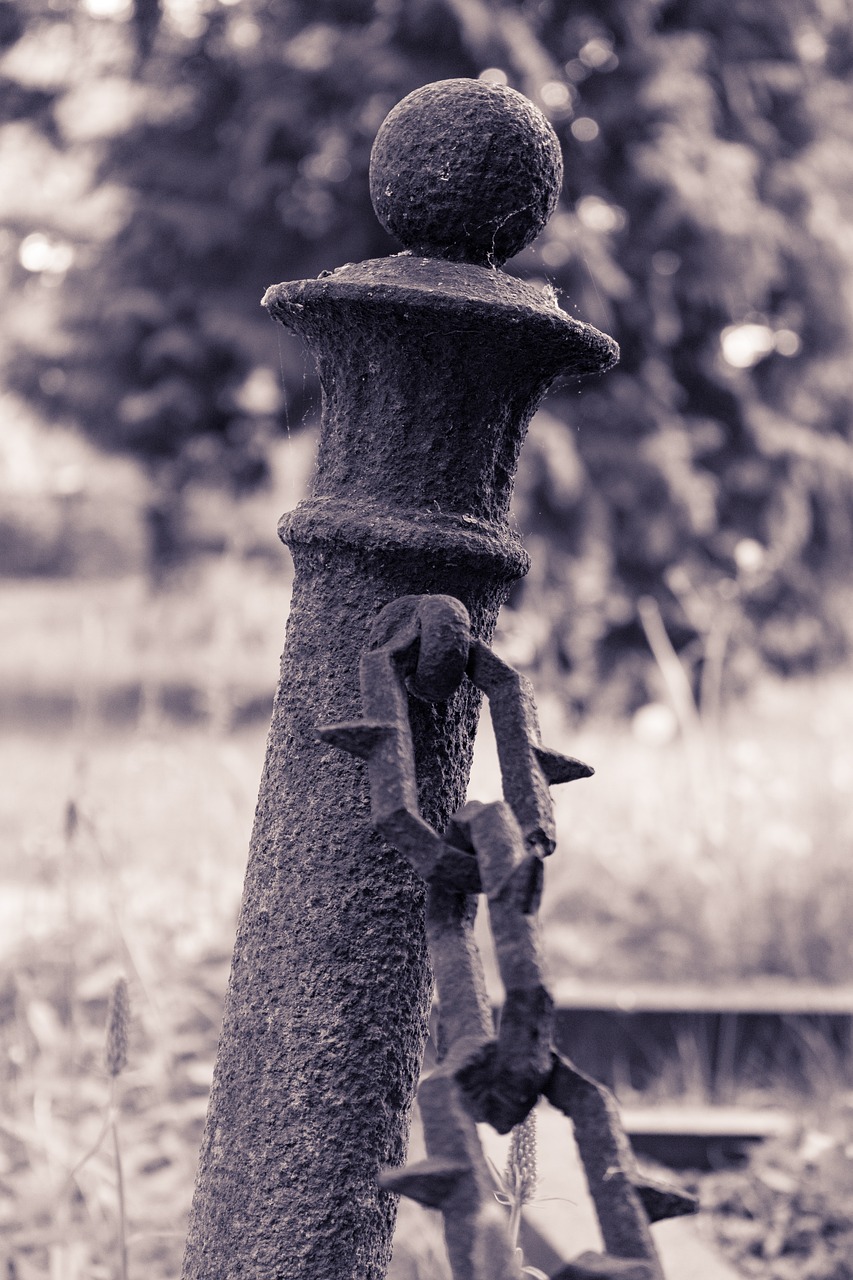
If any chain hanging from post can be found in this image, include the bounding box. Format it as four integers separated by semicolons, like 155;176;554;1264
319;594;697;1280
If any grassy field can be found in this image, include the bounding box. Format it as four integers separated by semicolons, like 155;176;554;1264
2;565;853;1277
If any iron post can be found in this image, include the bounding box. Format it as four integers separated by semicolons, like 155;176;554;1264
182;78;617;1280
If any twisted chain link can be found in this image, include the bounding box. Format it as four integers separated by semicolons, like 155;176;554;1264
319;595;695;1280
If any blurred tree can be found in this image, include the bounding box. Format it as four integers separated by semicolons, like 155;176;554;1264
507;0;853;711
2;0;853;703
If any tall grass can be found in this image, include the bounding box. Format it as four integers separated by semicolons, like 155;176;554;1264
0;718;259;1278
536;663;853;987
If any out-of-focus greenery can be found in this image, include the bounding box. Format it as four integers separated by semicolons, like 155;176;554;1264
2;0;853;709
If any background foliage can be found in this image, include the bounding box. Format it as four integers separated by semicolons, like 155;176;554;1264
3;0;853;709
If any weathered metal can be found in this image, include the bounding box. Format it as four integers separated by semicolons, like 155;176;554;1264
325;594;695;1279
369;79;564;267
182;79;617;1280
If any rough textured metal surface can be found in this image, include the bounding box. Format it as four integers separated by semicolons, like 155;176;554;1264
547;1053;654;1257
182;78;617;1280
327;596;695;1280
265;260;617;534
467;640;592;855
369;79;563;267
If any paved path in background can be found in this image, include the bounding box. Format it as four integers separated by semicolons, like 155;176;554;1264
479;1103;744;1279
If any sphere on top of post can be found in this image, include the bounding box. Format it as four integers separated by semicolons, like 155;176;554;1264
369;78;564;267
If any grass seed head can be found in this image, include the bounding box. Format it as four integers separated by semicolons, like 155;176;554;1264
505;1109;538;1206
64;798;79;843
106;976;130;1077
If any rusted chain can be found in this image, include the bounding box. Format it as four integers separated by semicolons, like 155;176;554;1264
320;594;696;1280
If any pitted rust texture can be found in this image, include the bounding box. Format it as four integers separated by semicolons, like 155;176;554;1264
369;79;563;267
263;263;617;529
321;595;696;1280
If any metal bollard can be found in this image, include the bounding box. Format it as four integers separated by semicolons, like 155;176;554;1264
182;78;617;1280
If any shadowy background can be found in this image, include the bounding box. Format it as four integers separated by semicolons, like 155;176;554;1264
2;2;853;1278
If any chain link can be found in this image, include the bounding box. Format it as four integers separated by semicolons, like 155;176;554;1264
319;594;696;1280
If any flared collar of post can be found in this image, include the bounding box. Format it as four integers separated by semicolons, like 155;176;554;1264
263;78;618;382
263;252;617;381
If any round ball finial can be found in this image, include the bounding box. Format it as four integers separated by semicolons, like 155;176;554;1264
369;79;563;268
